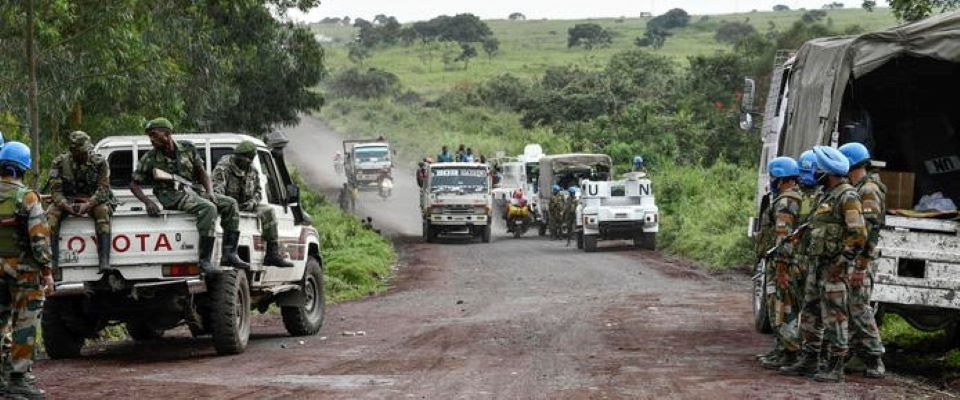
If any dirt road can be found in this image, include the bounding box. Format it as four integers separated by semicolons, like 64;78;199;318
37;116;947;399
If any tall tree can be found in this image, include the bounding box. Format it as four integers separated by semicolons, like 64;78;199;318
889;0;960;21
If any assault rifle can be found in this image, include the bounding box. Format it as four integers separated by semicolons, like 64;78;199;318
764;222;812;259
153;168;199;193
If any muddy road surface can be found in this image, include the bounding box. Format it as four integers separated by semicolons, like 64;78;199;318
38;116;947;399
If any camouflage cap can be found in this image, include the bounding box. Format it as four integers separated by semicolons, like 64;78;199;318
234;140;257;156
68;130;92;149
145;117;174;132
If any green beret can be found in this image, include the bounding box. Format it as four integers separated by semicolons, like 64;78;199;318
234;140;257;156
145;117;174;132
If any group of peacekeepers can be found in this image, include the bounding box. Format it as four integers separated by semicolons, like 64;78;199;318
757;142;886;383
0;117;295;398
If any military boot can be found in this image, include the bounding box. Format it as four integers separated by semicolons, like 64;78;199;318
263;241;294;268
864;355;886;379
221;231;250;270
813;356;846;383
6;373;44;399
762;351;797;370
97;233;115;274
779;350;820;376
198;236;219;275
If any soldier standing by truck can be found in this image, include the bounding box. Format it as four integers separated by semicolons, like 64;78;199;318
548;185;563;240
786;146;866;383
838;142;886;379
0;142;53;398
46;131;117;273
212;141;293;268
130;118;249;274
563;186;579;246
758;157;804;370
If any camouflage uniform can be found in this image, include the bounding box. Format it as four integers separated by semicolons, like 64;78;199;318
212;154;277;242
802;180;866;361
849;173;886;357
132;140;239;237
563;193;578;244
0;177;51;378
549;194;564;240
766;187;803;355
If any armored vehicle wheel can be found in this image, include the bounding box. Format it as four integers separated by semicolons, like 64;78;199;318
634;233;656;251
41;297;86;359
282;257;326;336
209;270;251;355
482;224;492;243
583;234;598;252
753;260;773;334
126;321;165;341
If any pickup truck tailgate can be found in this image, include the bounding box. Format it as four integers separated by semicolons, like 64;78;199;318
57;210;201;268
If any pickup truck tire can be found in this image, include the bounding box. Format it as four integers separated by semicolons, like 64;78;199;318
282;257;326;336
481;224;492;243
41;297;86;359
126;321;165;341
583;234;598;253
634;233;656;251
209;270;251;355
753;261;773;334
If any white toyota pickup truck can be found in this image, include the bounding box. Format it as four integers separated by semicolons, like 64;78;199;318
43;132;325;357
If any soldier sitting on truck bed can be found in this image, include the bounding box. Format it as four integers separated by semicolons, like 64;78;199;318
212;141;293;268
46;130;118;274
130;118;249;274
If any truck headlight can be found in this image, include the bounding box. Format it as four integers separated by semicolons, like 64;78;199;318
645;213;658;225
429;206;443;214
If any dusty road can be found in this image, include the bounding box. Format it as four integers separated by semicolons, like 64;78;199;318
37;115;947;399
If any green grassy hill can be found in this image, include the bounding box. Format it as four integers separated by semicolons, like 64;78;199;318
312;8;897;96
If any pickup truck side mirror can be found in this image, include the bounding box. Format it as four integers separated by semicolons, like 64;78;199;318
286;183;300;205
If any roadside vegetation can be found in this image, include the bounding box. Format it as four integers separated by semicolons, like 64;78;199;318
317;7;901;270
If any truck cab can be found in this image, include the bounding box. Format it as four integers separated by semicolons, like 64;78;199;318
743;12;960;335
420;162;493;243
577;175;659;252
44;133;325;358
343;139;392;190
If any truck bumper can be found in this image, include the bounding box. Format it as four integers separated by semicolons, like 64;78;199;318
429;214;489;226
50;278;206;298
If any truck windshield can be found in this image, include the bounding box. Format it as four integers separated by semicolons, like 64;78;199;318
355;147;389;163
430;168;488;193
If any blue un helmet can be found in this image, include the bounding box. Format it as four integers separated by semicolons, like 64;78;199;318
633;156;644;171
838;142;871;168
798;150;818;187
767;156;800;179
0;141;31;172
813;146;850;176
567;186;579;195
552;184;561;193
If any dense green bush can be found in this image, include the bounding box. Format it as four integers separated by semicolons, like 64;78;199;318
327;67;402;99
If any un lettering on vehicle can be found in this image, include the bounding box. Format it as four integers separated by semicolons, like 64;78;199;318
924;155;960;175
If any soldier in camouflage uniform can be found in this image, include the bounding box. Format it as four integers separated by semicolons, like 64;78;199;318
759;157;804;370
130;118;249;274
0;142;52;398
839;142;886;379
212;141;293;268
563;186;579;246
548;185;563;240
46;131;117;273
784;146;866;383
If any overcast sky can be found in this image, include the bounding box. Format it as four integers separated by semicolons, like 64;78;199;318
287;0;888;23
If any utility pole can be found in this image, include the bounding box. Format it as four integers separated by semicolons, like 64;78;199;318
26;0;41;186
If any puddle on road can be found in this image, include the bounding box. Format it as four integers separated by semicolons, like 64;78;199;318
140;373;401;389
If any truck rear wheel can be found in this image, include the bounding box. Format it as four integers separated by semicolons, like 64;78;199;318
41;297;86;359
753;261;773;334
282;257;326;336
209;270;251;355
583;234;598;252
634;233;656;251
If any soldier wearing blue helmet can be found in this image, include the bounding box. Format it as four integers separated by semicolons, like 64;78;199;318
782;146;866;383
838;142;886;379
759;157;805;370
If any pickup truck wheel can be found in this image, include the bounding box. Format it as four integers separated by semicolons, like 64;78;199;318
41;297;86;359
126;321;164;341
282;257;326;336
481;224;492;243
634;233;656;251
583;234;598;252
209;270;251;355
753;260;773;334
